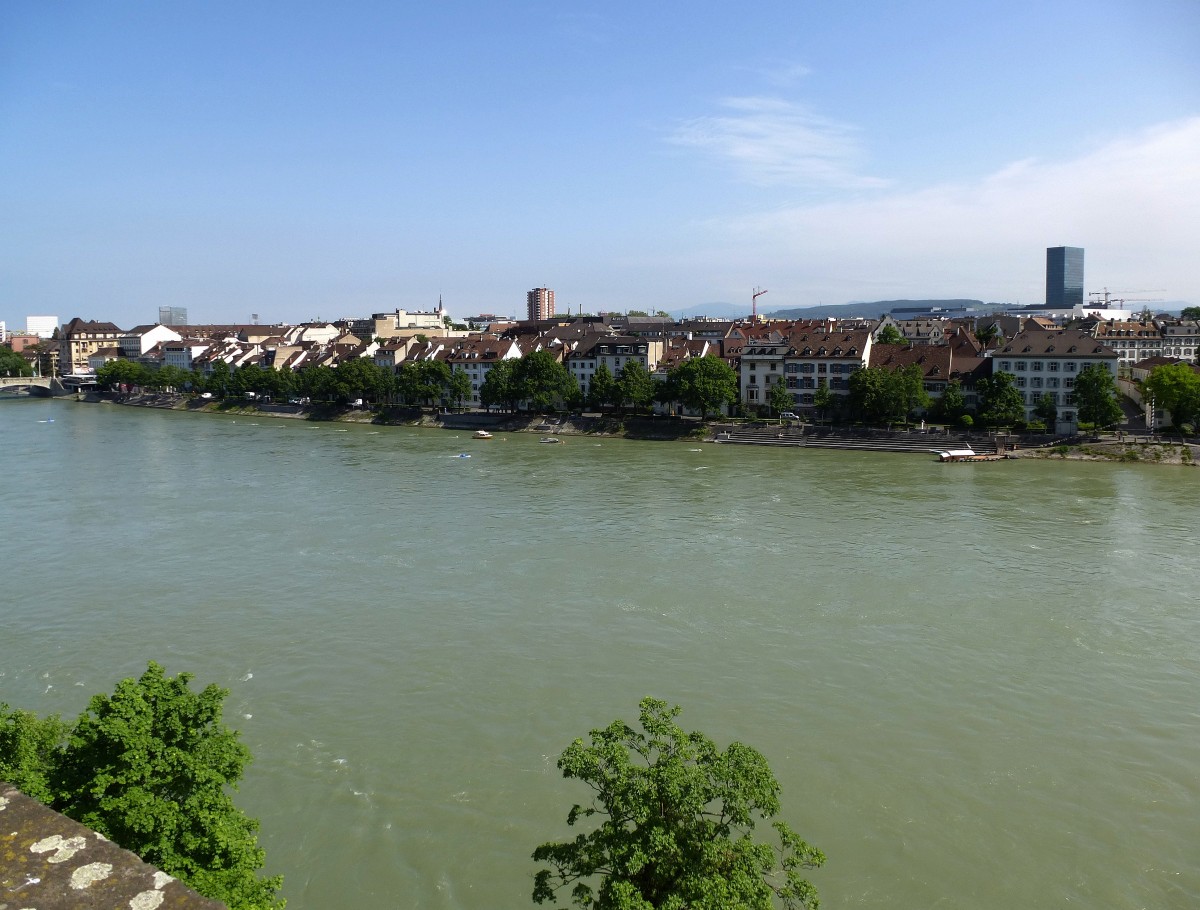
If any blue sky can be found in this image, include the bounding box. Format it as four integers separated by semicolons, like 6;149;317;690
2;0;1198;328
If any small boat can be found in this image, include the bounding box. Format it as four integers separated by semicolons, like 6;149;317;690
936;448;1003;463
539;436;564;444
473;430;493;439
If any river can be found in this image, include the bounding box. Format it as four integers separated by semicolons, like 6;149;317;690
2;398;1197;908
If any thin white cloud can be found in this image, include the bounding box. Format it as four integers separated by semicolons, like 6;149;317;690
699;117;1200;304
669;96;888;190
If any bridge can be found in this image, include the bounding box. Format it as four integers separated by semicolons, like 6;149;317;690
0;375;90;396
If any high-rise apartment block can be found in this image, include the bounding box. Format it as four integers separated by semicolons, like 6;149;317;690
527;287;555;321
159;306;188;326
26;315;58;338
1045;247;1084;309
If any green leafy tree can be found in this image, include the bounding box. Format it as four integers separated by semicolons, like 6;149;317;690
1033;392;1059;429
1073;364;1123;429
974;323;1002;348
847;367;900;424
0;348;34;377
767;376;793;418
1180;306;1200;320
934;379;967;424
207;360;233;398
1139;361;1200;427
532;697;824;910
95;359;148;390
334;356;388;404
515;351;578;413
588;363;617;411
480;358;520;412
0;704;69;804
447;367;472;408
667;356;738;419
812;382;835;422
876;324;904;346
893;364;930;424
976;371;1025;427
617;361;656;414
1;663;282;910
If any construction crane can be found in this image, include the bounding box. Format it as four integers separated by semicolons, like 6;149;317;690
752;287;768;322
1088;288;1165;307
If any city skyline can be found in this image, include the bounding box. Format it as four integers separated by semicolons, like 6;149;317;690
2;1;1198;329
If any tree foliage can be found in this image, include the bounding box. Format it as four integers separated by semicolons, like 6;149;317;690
1139;361;1200;427
0;348;35;377
767;377;793;417
480;358;520;411
1032;392;1059;429
1073;364;1123;429
1180;306;1200;321
616;362;657;414
975;371;1025;427
875;324;904;346
933;379;967;424
665;356;738;419
588;363;617;410
515;351;579;412
533;698;824;910
0;663;283;910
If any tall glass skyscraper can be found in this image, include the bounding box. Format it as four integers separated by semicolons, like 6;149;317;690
1045;247;1084;308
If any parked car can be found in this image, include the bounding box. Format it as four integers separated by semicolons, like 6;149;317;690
780;411;799;420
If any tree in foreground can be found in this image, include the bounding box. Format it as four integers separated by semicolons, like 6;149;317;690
532;697;824;910
667;356;738;419
975;372;1025;427
1;662;283;910
1073;363;1123;430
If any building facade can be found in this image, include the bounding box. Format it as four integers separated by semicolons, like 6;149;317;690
992;330;1117;431
158;306;188;326
26;315;58;338
1045;247;1084;309
527;287;555;321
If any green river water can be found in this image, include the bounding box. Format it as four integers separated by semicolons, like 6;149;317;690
1;398;1197;908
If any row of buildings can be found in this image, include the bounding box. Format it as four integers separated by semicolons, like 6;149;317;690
10;302;1199;432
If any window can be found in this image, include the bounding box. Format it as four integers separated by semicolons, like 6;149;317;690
1048;362;1059;372
1065;394;1076;405
785;363;799;373
769;363;777;371
748;388;758;400
1048;377;1059;388
1015;362;1027;371
800;363;814;373
1031;362;1042;371
1032;377;1042;388
749;362;756;370
818;363;827;373
802;377;814;389
1066;362;1077;372
999;361;1011;370
1064;377;1074;388
786;377;798;389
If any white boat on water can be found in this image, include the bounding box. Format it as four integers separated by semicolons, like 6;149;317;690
473;430;493;439
539;436;563;444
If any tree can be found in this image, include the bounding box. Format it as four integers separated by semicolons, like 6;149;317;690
95;359;148;390
617;361;657;414
975;372;1025;427
847;367;901;424
812;383;835;423
447;367;472;409
933;379;967;424
1139;361;1200;427
767;376;793;418
893;364;930;424
588;363;617;411
0;704;69;804
1073;363;1123;429
0;348;34;377
974;323;1002;348
1032;392;1059;429
1;663;283;910
480;359;520;412
514;351;578;413
1180;306;1200;320
875;324;904;346
532;697;824;910
667;356;738;419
